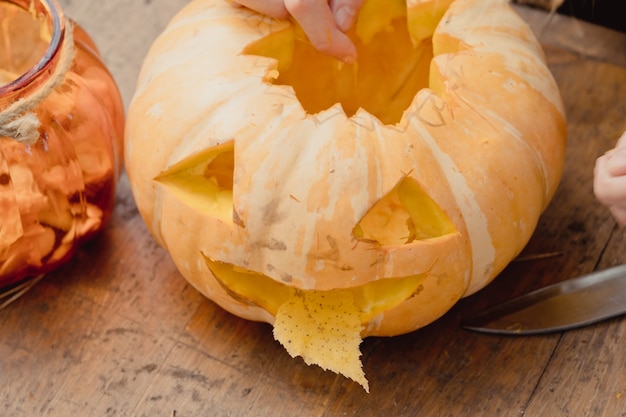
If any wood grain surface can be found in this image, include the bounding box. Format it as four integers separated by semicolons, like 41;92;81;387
1;2;625;416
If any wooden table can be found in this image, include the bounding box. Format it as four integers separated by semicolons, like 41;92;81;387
2;2;626;416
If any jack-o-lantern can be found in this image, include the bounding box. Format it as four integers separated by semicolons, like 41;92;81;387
125;0;567;390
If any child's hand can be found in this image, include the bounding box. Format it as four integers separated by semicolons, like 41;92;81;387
230;0;365;63
594;130;626;225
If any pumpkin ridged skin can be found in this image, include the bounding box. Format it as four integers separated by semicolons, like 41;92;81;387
125;0;566;337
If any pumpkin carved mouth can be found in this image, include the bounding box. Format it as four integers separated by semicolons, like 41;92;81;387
242;5;433;124
204;254;427;391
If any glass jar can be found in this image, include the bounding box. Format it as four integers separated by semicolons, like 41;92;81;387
0;0;124;303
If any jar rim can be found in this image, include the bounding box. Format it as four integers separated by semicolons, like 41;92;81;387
0;0;65;95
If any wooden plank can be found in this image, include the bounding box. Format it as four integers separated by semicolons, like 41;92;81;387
1;1;625;416
522;228;626;416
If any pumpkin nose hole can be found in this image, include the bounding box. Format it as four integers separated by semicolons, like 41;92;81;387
353;177;456;246
242;14;433;125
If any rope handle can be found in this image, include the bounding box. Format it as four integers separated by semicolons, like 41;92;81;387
0;19;75;145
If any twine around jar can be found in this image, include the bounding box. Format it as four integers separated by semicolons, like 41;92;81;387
0;19;75;145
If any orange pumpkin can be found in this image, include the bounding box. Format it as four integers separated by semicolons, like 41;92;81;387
125;0;566;390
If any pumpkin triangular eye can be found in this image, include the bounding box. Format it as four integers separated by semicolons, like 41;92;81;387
353;177;455;245
155;141;234;224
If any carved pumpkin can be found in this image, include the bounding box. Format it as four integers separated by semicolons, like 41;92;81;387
125;0;567;390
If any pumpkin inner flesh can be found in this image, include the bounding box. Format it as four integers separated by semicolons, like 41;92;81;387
242;1;436;125
155;141;235;224
354;177;457;245
205;256;426;321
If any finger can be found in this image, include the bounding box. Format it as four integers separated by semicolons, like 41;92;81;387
594;154;617;205
330;0;365;31
606;147;626;176
285;0;357;63
615;129;626;149
230;0;289;19
594;157;626;206
609;205;626;226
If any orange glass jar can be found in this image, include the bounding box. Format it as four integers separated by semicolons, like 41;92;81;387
0;0;124;298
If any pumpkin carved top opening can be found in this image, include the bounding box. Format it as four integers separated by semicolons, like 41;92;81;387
242;6;434;125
